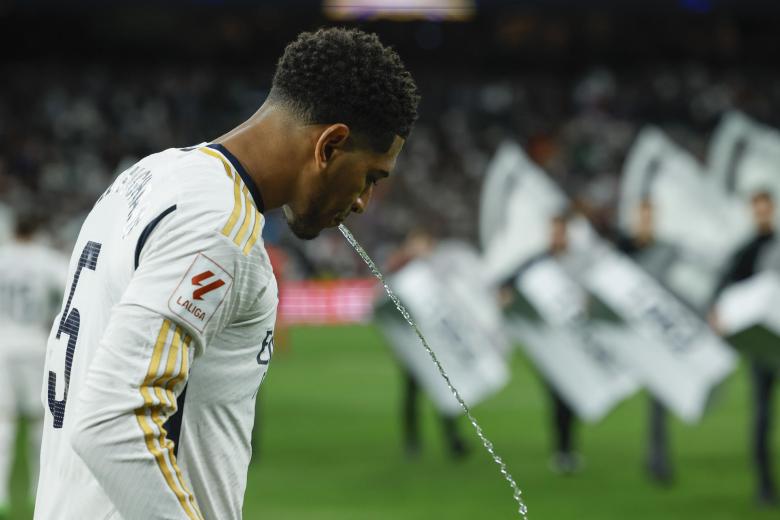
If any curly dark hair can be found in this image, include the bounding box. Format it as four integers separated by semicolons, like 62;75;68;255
271;27;419;152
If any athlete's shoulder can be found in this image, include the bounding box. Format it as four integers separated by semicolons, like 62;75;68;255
145;145;234;205
130;144;269;273
175;144;267;257
122;145;242;238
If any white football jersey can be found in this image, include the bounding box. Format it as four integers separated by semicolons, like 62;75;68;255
0;240;68;357
35;144;278;520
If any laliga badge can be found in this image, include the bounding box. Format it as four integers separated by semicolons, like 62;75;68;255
168;253;233;332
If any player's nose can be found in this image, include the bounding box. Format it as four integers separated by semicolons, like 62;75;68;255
351;184;374;214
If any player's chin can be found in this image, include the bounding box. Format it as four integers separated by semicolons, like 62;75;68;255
295;228;321;240
284;206;321;240
287;221;321;241
302;216;344;238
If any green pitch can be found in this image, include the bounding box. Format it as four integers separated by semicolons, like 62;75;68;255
8;325;780;519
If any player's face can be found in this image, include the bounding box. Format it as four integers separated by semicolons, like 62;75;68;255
284;134;405;240
636;202;654;240
752;195;775;232
549;218;568;255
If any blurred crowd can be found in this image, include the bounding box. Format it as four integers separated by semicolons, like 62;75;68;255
2;62;780;274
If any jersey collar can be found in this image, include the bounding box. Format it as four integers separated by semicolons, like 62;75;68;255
207;143;265;213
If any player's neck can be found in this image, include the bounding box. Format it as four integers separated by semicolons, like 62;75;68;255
212;104;305;211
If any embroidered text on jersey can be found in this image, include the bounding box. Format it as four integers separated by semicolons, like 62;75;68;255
120;166;153;238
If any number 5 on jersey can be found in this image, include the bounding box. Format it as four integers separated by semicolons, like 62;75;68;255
48;241;102;429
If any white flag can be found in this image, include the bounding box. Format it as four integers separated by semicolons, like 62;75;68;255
375;243;510;416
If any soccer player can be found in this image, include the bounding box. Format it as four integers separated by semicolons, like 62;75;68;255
34;28;419;520
0;211;68;517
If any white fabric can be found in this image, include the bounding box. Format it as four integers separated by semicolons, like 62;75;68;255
618;126;751;307
567;229;737;423
510;258;638;422
478;141;737;423
716;271;780;336
35;146;278;520
708;111;780;201
376;243;510;416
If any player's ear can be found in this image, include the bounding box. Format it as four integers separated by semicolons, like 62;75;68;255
314;124;350;170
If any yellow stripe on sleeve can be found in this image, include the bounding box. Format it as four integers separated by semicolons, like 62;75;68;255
164;334;200;517
220;175;244;239
155;329;199;517
152;324;182;405
199;146;265;245
199;147;245;239
199;147;233;180
232;186;253;248
169;333;191;391
135;320;202;520
242;210;263;255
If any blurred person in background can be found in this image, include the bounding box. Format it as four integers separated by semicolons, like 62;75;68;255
616;199;678;484
385;228;470;459
711;190;778;506
511;213;581;475
34;28;419;520
544;213;580;474
0;210;67;519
